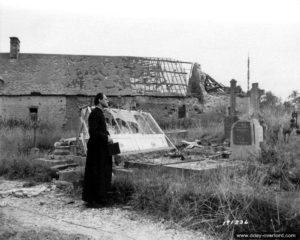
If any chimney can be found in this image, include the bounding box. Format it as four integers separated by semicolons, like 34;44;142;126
10;37;20;60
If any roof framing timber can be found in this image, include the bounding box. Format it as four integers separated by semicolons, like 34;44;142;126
130;57;193;96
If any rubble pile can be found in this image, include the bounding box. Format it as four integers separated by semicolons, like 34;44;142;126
53;138;77;156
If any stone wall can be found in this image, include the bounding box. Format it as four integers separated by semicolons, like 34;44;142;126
63;95;203;131
0;96;66;128
0;94;203;132
0;93;249;133
203;94;250;115
109;96;203;120
0;91;250;134
65;96;91;131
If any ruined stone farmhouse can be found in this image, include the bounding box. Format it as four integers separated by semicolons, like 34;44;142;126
0;37;247;131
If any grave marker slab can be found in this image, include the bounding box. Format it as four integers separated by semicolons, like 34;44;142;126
230;119;262;160
233;121;252;145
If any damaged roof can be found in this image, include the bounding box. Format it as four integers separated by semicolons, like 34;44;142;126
0;53;193;96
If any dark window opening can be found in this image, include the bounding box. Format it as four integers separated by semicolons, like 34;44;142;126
29;107;38;113
29;107;38;122
30;92;42;96
178;105;186;119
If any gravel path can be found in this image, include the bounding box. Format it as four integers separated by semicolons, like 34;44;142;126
0;179;215;240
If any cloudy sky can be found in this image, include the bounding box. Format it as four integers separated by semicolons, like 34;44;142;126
0;0;299;100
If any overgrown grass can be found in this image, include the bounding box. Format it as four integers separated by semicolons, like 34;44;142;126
0;152;57;182
260;107;291;146
261;106;291;129
0;118;75;181
0;118;76;152
1;109;300;239
110;107;300;238
186;121;224;143
112;164;300;239
258;138;300;191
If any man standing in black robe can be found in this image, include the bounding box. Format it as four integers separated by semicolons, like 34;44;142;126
82;93;113;207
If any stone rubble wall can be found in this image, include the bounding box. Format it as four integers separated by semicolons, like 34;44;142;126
0;96;66;127
0;89;246;132
203;94;250;116
65;95;204;131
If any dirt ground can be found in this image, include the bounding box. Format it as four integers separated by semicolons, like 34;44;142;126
0;178;215;240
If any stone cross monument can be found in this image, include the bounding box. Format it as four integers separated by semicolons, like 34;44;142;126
224;79;239;139
230;82;265;160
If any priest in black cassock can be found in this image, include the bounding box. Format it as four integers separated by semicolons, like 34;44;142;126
82;93;113;207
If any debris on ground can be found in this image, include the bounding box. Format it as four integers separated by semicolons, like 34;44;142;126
164;150;185;160
0;185;50;198
181;140;204;149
